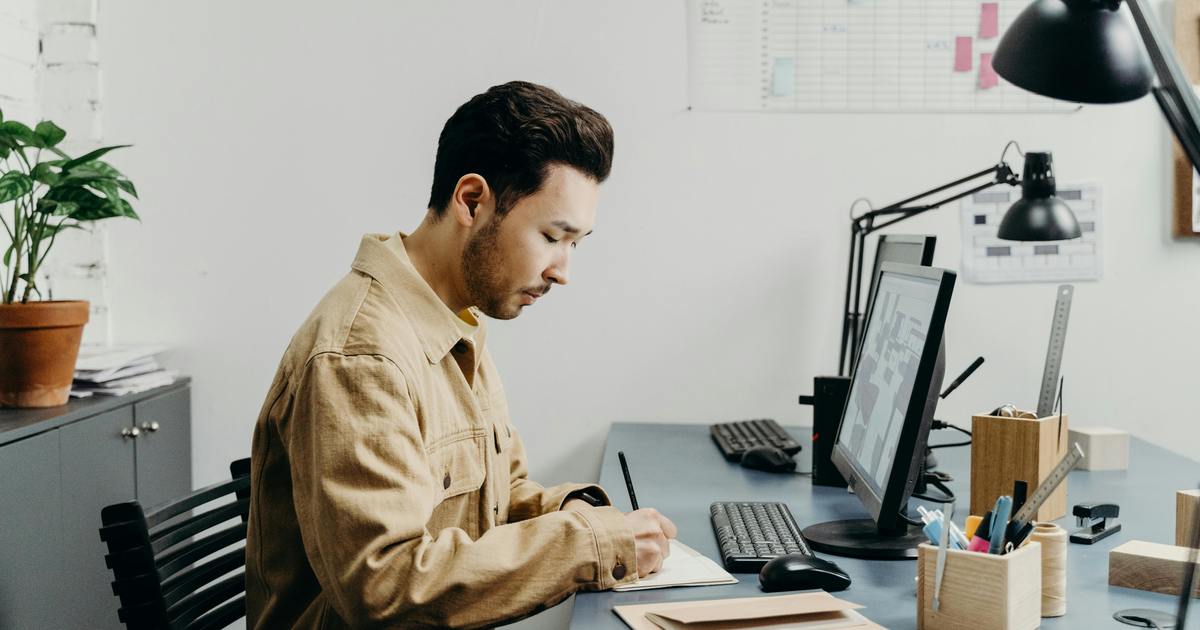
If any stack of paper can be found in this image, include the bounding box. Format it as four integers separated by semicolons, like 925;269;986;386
614;591;884;630
71;345;176;398
613;540;737;591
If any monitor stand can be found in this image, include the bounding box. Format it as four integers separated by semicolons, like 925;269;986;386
802;519;927;560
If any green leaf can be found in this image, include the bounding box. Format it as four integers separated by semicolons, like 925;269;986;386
0;121;36;145
35;198;78;216
30;162;60;186
33;121;66;148
60;144;131;171
43;185;110;220
31;220;81;239
116;179;137;198
0;171;33;204
2;244;12;268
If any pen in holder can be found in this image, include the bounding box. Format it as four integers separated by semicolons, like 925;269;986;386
971;411;1069;522
916;542;1042;630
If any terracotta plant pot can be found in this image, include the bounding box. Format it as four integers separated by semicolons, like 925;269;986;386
0;300;89;408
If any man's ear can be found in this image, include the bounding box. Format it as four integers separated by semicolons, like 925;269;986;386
451;174;491;227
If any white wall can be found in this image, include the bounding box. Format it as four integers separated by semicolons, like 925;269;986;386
94;1;1199;627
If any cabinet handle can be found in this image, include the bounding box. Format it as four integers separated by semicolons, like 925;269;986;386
140;421;160;432
121;427;141;439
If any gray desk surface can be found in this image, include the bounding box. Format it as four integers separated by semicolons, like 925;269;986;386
570;422;1197;629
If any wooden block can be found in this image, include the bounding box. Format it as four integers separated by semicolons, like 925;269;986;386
971;413;1068;521
1068;426;1128;471
1109;540;1200;598
917;542;1041;630
1179;490;1200;548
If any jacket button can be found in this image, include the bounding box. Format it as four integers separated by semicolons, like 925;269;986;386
443;473;451;489
611;563;626;580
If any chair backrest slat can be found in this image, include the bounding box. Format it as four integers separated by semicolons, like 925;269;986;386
167;573;244;629
150;498;248;554
99;457;251;630
155;522;246;581
160;547;245;608
144;475;250;529
188;596;245;630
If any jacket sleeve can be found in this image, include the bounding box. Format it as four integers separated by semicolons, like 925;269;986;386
504;424;617;521
282;352;637;629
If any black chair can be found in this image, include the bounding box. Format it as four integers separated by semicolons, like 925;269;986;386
99;458;251;630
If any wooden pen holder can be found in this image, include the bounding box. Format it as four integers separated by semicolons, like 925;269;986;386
971;413;1069;522
917;542;1042;630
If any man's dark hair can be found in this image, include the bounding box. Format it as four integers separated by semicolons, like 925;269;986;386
427;81;614;216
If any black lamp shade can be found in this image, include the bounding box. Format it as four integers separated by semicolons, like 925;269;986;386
998;152;1083;241
993;0;1152;104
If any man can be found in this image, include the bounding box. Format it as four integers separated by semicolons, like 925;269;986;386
245;81;677;629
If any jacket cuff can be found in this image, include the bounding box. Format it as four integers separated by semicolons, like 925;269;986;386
576;505;638;590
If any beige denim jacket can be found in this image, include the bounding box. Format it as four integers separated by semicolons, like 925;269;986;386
245;233;637;629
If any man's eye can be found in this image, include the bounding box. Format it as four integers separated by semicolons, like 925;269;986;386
543;234;559;244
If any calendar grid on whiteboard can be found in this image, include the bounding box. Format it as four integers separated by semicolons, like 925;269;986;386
688;0;1077;113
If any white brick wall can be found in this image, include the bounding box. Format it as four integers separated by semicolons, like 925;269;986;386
17;0;112;344
0;0;39;123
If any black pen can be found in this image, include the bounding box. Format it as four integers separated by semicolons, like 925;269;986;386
940;356;985;399
618;451;639;511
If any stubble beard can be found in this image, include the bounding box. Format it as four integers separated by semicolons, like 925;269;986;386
462;214;520;320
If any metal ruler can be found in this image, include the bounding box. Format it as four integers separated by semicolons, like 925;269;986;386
1012;443;1084;525
1036;284;1074;418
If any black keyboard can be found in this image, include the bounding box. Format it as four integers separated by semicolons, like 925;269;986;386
710;501;813;572
710;418;803;462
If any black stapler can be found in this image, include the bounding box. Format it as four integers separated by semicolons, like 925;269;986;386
1069;503;1121;544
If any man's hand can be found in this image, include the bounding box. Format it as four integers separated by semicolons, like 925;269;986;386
622;508;678;577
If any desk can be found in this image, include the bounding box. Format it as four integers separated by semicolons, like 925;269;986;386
570;422;1195;629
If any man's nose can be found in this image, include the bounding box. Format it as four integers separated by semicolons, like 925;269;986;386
545;251;570;286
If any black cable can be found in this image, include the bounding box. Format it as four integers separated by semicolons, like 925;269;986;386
910;477;956;504
930;439;972;450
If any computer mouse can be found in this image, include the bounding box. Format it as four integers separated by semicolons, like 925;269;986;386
739;445;797;473
758;553;851;593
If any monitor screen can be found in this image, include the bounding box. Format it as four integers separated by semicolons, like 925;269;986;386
837;267;944;502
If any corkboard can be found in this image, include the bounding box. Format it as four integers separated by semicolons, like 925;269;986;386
1173;0;1200;236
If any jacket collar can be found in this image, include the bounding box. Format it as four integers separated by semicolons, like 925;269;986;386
349;232;487;365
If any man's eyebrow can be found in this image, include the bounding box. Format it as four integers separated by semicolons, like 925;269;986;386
551;220;593;237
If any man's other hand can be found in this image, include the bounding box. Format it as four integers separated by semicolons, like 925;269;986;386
623;508;678;577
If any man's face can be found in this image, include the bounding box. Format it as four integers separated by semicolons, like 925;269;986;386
462;165;599;320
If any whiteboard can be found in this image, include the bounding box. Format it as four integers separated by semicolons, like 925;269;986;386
687;0;1077;112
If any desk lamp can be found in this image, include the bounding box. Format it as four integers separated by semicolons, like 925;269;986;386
995;2;1200;626
838;147;1082;375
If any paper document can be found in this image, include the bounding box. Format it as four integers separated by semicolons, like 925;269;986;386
614;591;884;630
612;540;737;592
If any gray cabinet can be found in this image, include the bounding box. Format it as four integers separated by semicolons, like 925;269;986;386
0;431;65;629
0;380;192;630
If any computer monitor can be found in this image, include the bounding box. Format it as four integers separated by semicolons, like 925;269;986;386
844;235;936;375
805;262;956;560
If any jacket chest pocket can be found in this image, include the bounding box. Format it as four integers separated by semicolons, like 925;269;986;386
426;432;486;503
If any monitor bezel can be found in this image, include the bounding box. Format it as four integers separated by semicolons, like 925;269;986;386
831;262;956;535
865;234;937;317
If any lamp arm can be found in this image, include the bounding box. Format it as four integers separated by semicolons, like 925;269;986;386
1126;0;1200;172
839;162;1017;374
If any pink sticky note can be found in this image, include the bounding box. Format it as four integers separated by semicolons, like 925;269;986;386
954;37;973;72
980;52;999;89
980;2;999;39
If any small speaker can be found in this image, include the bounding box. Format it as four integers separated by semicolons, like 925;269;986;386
799;375;850;487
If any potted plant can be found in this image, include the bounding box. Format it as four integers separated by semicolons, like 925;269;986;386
0;109;139;407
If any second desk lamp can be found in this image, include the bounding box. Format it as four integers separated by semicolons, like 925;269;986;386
838;145;1083;375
